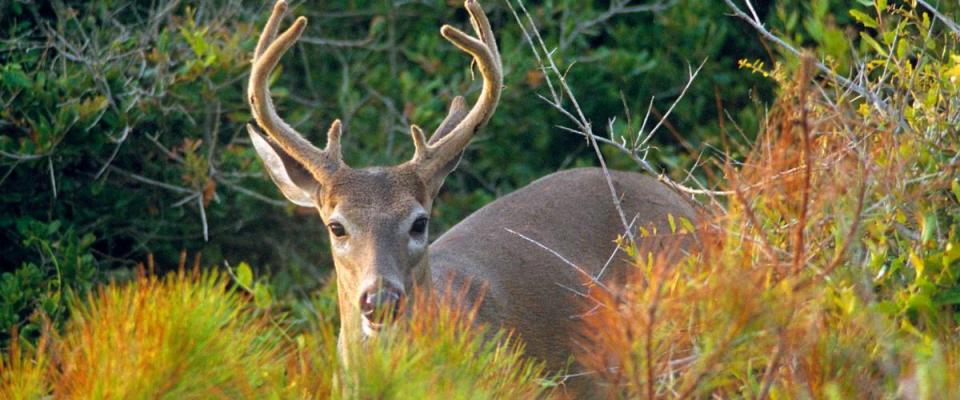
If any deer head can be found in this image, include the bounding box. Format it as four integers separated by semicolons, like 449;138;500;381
247;0;501;345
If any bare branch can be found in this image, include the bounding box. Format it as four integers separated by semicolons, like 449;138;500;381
560;0;677;50
511;0;730;208
722;0;910;132
95;126;131;179
916;0;960;35
197;195;209;242
506;228;612;293
508;0;637;243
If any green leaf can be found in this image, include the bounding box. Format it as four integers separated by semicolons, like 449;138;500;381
253;282;273;309
46;220;61;235
236;262;253;289
813;0;829;19
860;32;888;57
906;292;935;316
2;64;31;89
850;9;878;29
667;213;677;233
921;213;937;245
76;96;108;121
951;179;960;203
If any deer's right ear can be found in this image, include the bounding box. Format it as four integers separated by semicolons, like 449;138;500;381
247;123;319;207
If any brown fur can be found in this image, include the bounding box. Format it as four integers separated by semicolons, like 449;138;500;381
430;167;697;374
308;166;698;384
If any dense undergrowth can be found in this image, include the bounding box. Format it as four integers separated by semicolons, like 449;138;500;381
2;0;960;398
1;257;546;399
579;2;960;397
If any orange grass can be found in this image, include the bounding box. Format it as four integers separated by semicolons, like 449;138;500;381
0;328;48;400
51;268;288;398
1;265;547;399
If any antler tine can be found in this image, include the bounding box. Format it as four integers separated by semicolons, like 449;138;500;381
429;96;468;145
465;0;500;69
411;125;428;161
411;0;502;181
254;0;287;60
249;0;344;182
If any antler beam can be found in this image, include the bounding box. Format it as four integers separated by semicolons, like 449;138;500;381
409;0;503;182
248;0;344;182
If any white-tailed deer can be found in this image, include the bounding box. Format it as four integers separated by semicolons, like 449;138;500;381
248;0;696;385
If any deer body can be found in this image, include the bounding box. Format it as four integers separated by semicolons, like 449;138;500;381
430;167;696;371
247;0;697;386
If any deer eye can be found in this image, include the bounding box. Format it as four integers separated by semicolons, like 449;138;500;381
328;222;347;238
410;217;428;236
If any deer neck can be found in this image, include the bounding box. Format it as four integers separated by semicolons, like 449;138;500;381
335;268;363;357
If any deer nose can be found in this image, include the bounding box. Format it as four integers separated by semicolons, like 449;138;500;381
359;285;404;325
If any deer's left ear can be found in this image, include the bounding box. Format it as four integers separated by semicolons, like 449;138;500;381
247;123;319;207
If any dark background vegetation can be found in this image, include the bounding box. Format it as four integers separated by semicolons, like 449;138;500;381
1;0;954;341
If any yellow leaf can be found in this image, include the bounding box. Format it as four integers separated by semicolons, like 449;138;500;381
946;65;960;79
236;261;253;289
680;217;695;234
910;250;924;279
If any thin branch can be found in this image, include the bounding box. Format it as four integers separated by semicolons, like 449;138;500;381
197;195;209;242
48;157;57;198
595;213;639;281
95;125;131;179
722;0;910;132
641;61;707;151
510;0;651;243
217;178;287;207
560;0;677;50
916;0;960;35
506;228;612;293
108;166;193;194
300;35;376;48
0;150;47;161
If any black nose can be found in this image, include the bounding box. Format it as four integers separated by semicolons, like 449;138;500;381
359;285;404;325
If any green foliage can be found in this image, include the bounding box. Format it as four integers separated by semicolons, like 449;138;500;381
4;0;960;395
0;0;777;341
0;220;97;341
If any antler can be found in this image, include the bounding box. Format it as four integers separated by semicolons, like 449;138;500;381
248;0;344;183
409;0;503;184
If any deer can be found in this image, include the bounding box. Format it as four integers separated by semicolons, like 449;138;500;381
247;0;697;389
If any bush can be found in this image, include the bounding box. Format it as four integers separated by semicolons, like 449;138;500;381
0;265;547;399
578;1;960;397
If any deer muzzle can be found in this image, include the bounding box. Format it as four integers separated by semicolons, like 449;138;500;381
359;284;404;332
